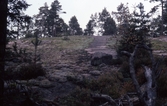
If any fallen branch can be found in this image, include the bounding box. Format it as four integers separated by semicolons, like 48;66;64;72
124;95;133;106
91;93;119;106
142;65;156;106
91;93;136;106
99;102;108;106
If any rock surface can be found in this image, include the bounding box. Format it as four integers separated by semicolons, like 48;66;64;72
5;36;120;104
91;52;113;66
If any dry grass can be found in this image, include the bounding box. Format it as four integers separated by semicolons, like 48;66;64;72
37;36;93;50
151;39;167;50
7;36;93;65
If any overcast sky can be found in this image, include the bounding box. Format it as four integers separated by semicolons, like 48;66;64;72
25;0;160;29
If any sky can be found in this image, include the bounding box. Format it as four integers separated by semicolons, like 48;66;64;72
25;0;160;29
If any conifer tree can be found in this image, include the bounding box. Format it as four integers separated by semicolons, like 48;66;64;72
69;16;83;35
47;0;66;37
34;2;49;37
31;30;41;64
97;8;117;35
84;20;94;35
8;0;31;39
34;0;66;37
117;3;157;54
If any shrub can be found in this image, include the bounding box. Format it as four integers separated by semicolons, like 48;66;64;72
136;68;146;85
3;80;41;106
19;64;46;80
119;61;130;78
62;36;70;40
87;72;125;99
157;70;167;98
110;57;123;65
59;72;141;106
122;80;135;93
58;87;92;106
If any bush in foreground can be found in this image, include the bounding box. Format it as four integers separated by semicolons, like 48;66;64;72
19;64;46;80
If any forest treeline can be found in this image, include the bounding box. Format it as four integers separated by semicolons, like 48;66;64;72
6;0;167;38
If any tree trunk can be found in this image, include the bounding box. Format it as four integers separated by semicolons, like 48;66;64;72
52;25;56;37
0;0;8;105
122;44;158;106
161;0;164;36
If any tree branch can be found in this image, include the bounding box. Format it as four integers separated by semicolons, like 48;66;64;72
122;44;157;106
142;65;156;106
124;95;133;106
91;93;119;106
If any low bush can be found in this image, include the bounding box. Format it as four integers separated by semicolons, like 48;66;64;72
19;64;46;80
119;61;130;78
157;69;167;98
87;72;124;99
110;58;123;65
62;36;70;40
58;71;138;106
136;68;146;85
58;87;92;106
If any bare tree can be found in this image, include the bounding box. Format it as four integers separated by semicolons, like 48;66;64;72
122;44;162;106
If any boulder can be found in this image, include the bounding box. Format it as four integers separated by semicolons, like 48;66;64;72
91;52;113;66
89;70;101;76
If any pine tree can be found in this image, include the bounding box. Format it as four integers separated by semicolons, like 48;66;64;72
31;30;41;64
117;3;156;54
34;2;49;37
84;20;94;35
34;1;66;37
8;0;31;39
69;16;83;35
112;3;131;35
97;8;117;35
47;0;65;37
98;8;110;35
103;17;117;35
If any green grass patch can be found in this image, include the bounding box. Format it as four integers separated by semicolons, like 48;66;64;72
151;39;167;50
54;36;93;50
10;36;94;51
38;36;93;50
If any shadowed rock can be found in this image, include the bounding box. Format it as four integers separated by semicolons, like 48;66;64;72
91;52;113;66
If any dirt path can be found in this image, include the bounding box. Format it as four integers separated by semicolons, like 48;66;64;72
89;36;109;48
85;36;117;58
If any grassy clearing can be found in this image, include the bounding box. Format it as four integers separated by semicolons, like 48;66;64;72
7;36;93;65
151;39;167;50
39;36;93;64
10;36;93;50
46;36;93;50
39;36;92;50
